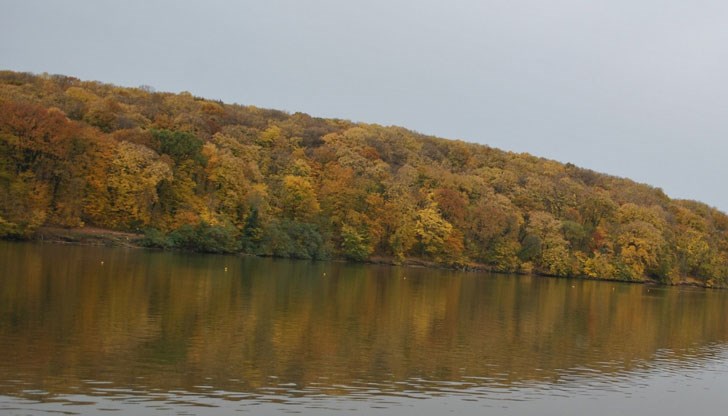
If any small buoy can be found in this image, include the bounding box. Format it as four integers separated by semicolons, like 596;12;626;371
323;272;326;277
100;261;104;265
571;285;575;288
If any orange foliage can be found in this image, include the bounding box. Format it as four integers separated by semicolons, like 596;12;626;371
1;71;727;285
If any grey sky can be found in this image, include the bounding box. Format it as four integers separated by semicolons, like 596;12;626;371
2;0;727;211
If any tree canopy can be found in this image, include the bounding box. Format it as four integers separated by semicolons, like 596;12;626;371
1;70;727;286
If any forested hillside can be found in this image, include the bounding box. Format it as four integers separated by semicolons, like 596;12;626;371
1;71;726;286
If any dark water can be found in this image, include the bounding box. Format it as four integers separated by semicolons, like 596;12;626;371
1;242;728;415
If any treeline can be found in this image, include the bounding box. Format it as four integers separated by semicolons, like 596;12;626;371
1;71;727;286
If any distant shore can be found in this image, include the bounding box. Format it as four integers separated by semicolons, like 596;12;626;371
3;226;716;290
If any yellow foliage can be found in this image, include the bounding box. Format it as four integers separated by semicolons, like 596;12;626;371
282;175;320;222
416;206;454;260
105;141;172;228
616;220;665;280
583;253;617;280
2;71;728;286
65;86;100;103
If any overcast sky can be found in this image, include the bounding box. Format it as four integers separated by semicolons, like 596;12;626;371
2;0;727;211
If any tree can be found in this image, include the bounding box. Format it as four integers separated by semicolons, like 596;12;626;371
3;70;728;287
280;175;320;222
202;142;250;227
616;221;665;280
340;223;373;261
105;141;172;229
415;206;454;261
151;129;205;164
0;171;49;237
523;211;571;276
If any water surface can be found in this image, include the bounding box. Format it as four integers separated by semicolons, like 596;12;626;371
1;241;728;415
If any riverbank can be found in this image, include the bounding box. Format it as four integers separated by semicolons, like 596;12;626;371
34;226;143;248
7;226;720;290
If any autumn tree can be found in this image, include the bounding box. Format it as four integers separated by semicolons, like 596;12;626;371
104;141;172;229
2;71;728;286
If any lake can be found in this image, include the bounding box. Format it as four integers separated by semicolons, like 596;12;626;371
1;241;728;415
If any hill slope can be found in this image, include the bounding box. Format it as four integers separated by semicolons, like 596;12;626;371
1;71;726;286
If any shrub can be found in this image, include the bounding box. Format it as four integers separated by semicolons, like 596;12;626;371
167;222;240;253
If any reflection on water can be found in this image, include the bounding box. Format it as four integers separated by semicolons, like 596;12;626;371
2;241;728;415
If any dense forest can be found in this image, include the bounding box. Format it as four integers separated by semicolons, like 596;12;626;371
1;71;727;286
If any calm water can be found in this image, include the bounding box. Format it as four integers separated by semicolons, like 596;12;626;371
1;242;728;415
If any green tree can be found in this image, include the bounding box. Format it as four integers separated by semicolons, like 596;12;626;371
152;129;205;164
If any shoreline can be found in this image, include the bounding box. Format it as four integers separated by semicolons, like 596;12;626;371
6;226;720;290
34;226;144;248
